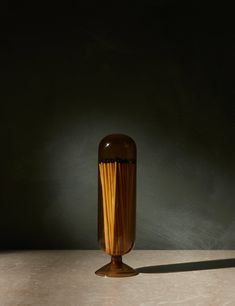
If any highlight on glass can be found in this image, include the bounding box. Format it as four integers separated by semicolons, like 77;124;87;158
95;134;138;277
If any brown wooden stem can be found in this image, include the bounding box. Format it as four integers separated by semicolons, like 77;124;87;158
111;255;122;268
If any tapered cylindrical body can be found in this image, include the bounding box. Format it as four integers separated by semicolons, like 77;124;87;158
95;134;138;277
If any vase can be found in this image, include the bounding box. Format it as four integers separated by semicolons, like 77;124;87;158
95;134;138;277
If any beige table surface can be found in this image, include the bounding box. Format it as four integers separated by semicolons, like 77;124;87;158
0;250;235;306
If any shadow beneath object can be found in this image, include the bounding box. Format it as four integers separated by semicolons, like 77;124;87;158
136;258;235;274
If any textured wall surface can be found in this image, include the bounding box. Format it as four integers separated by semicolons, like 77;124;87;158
1;2;235;249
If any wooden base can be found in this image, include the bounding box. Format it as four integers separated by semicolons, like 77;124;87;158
95;255;138;278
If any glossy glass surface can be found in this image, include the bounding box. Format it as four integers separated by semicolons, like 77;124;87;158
95;134;138;277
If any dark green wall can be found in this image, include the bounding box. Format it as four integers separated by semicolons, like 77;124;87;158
1;2;235;249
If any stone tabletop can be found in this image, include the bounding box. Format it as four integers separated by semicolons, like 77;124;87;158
0;250;235;306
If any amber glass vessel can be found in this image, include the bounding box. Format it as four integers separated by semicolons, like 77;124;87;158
95;134;138;277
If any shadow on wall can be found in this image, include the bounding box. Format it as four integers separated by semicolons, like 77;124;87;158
1;93;103;249
0;103;68;249
1;2;235;249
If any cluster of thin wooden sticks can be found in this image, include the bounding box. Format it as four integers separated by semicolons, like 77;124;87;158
99;161;135;255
